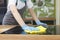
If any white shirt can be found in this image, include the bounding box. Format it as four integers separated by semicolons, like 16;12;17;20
7;0;33;11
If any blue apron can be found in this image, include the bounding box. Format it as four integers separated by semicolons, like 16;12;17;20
2;1;26;25
2;1;27;34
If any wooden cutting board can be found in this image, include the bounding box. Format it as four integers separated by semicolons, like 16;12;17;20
0;25;16;33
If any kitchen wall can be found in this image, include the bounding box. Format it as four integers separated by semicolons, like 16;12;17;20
56;0;60;25
56;0;60;34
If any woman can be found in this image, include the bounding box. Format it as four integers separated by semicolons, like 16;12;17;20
2;0;47;34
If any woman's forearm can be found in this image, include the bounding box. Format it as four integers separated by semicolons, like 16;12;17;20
10;5;25;26
28;8;39;21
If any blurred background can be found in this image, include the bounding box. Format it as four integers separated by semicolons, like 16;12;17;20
0;0;60;34
0;0;60;25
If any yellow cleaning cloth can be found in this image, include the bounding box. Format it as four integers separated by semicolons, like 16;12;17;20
24;26;47;34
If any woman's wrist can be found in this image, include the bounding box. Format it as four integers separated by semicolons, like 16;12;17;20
35;19;41;25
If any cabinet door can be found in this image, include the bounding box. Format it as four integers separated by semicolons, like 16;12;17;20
0;0;4;7
0;0;4;4
0;0;7;7
0;0;7;24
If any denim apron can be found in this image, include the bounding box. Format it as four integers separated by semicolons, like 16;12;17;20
2;6;26;25
2;1;27;34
